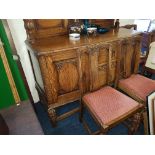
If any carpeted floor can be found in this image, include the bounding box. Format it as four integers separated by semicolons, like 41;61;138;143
34;101;144;135
0;100;44;135
35;65;155;135
33;65;155;135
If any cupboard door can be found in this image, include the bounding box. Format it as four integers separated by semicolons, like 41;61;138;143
40;49;82;107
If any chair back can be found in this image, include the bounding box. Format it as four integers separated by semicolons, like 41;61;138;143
115;36;141;82
87;42;120;92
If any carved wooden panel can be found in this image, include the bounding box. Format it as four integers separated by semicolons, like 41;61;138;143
35;20;64;29
55;59;79;94
110;60;117;82
98;46;108;64
24;19;68;41
38;56;56;105
110;42;117;83
79;47;90;93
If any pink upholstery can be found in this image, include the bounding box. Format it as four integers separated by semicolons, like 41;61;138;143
118;74;155;102
83;86;139;125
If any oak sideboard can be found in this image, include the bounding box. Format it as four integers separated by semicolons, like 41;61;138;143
24;20;142;126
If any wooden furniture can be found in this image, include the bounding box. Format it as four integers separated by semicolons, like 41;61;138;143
24;19;142;127
24;19;119;43
24;19;69;43
79;42;144;135
115;36;155;134
0;113;9;135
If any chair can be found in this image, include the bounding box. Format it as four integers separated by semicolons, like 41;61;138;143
116;36;155;134
79;41;144;135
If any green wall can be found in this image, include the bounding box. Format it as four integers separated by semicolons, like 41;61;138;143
0;20;28;109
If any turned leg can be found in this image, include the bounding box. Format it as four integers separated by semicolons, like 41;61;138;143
48;108;57;127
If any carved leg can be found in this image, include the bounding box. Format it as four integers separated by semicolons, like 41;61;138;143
48;108;57;127
128;113;141;135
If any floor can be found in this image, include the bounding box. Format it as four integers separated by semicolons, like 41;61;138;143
0;95;144;135
2;71;154;135
0;100;44;135
34;101;144;135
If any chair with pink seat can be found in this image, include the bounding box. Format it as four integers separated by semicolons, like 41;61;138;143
79;41;144;135
115;36;155;134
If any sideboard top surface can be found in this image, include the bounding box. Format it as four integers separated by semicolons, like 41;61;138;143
25;28;141;56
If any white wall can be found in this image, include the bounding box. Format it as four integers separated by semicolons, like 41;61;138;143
7;19;39;103
6;19;134;103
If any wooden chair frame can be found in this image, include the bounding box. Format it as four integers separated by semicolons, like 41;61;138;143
115;35;151;134
79;41;144;135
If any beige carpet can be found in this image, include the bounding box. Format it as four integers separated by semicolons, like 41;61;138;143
0;100;44;135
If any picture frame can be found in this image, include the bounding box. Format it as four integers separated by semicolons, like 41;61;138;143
147;91;155;135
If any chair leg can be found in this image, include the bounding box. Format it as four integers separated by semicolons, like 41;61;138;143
100;127;108;135
79;101;84;123
128;113;141;135
143;111;149;135
48;108;57;127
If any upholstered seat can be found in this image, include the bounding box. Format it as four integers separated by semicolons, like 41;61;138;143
80;42;144;134
83;86;141;126
118;74;155;102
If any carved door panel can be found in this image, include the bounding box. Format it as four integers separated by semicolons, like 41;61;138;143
43;49;82;107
